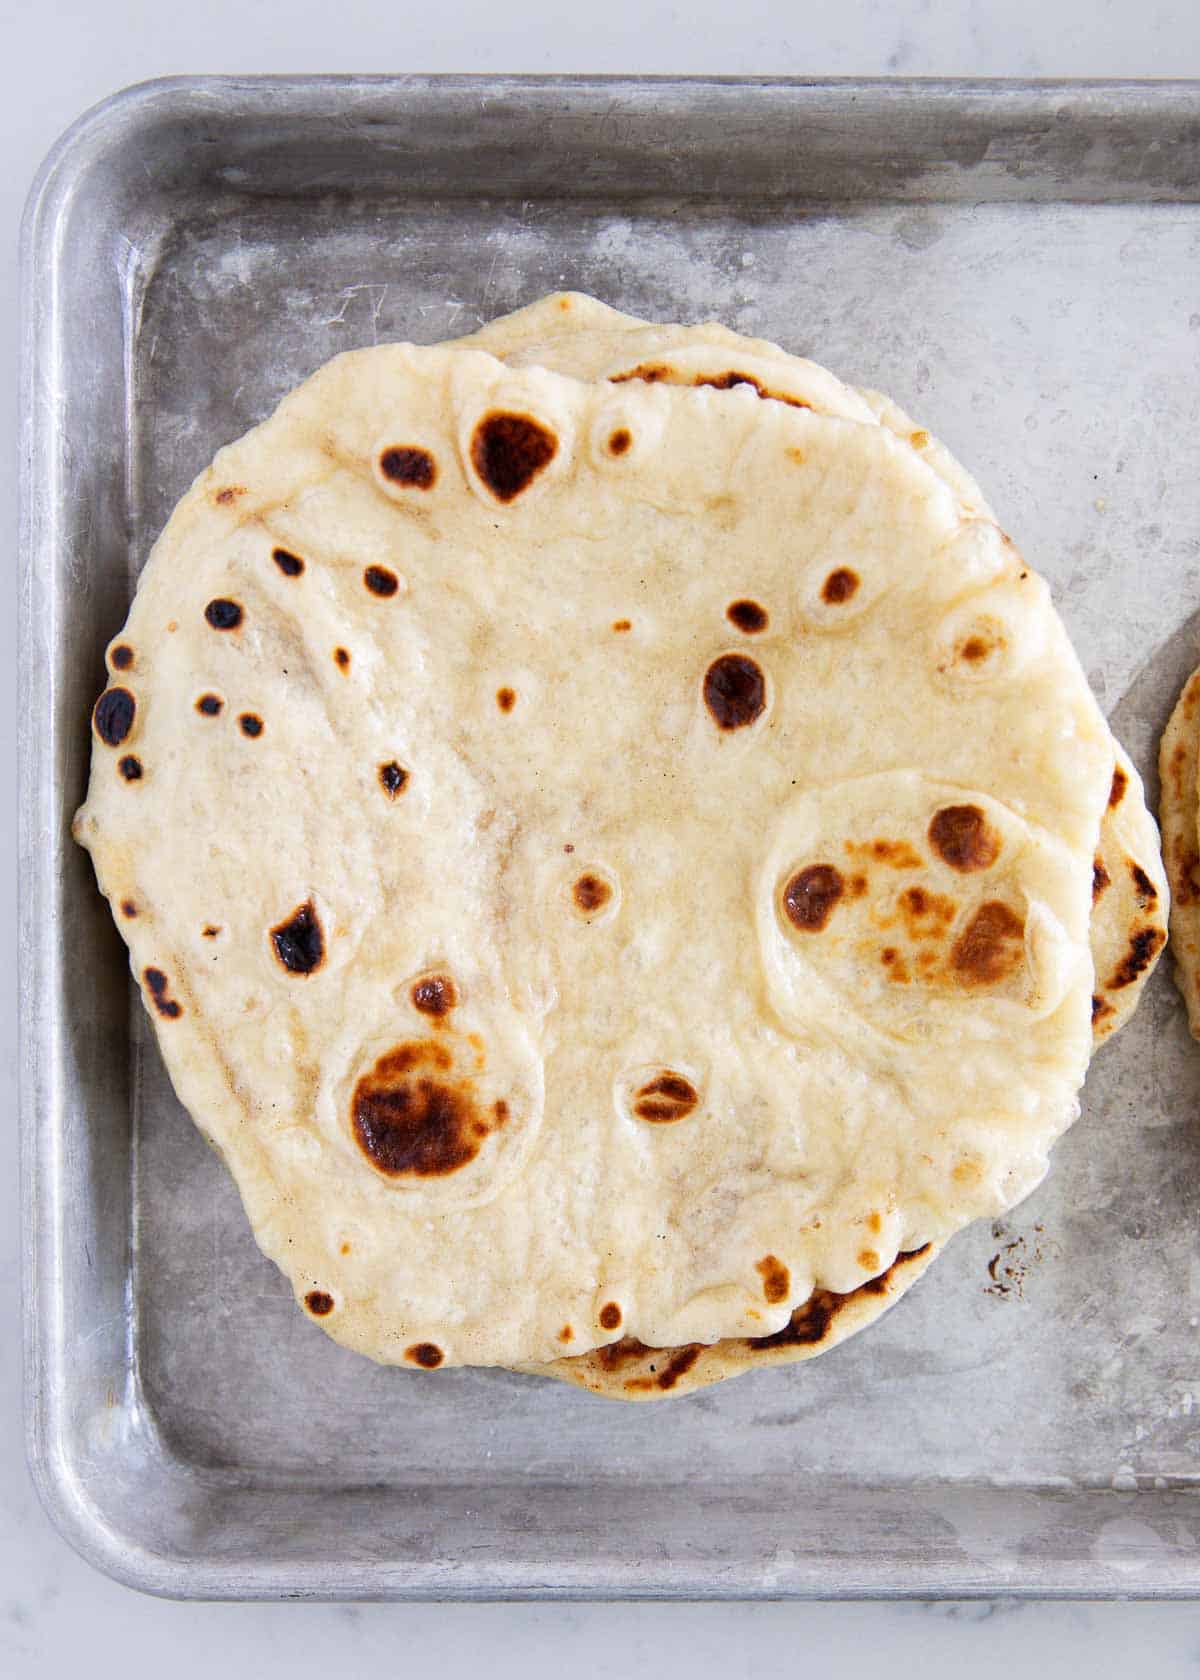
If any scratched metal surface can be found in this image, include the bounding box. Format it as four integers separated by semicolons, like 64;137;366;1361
19;77;1200;1598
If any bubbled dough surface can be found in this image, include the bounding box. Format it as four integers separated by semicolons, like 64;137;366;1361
76;334;1114;1369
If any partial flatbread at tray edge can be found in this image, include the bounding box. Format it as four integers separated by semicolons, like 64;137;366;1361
455;296;1168;1397
74;306;1140;1381
1160;667;1200;1033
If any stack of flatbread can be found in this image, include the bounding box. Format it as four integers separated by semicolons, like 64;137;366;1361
75;294;1168;1400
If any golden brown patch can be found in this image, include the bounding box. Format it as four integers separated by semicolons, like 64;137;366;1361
213;486;245;506
1129;861;1158;905
270;900;324;976
607;428;632;456
703;653;767;730
609;363;671;384
726;599;769;634
783;864;845;931
898;884;958;939
950;901;1026;986
611;618;632;632
847;837;923;869
866;1212;882;1235
633;1072;700;1123
599;1302;623;1331
471;412;558;501
755;1255;790;1304
142;967;182;1020
496;686;516;713
351;1040;505;1177
1107;926;1166;989
411;974;458;1017
959;637;989;662
858;1249;881;1272
379;445;437;489
1109;765;1128;808
558;1325;574;1343
334;646;350;671
909;429;930;449
928;805;1000;873
573;873;612;915
1093;856;1111;901
821;568;860;605
880;947;911;983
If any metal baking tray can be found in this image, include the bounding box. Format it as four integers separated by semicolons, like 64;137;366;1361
20;75;1200;1600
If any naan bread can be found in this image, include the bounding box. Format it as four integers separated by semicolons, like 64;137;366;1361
462;296;1166;1052
1160;667;1200;1033
461;298;1166;1398
77;327;1115;1376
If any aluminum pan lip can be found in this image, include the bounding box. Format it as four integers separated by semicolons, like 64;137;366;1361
19;74;1200;1599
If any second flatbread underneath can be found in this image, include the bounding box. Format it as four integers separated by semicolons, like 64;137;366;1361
517;1243;940;1401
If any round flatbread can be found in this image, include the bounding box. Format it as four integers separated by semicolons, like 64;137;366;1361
1160;667;1200;1034
76;327;1114;1376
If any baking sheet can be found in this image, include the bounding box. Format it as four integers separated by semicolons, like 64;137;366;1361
19;75;1200;1598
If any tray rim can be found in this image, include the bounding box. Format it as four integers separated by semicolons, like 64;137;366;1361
20;71;1200;1602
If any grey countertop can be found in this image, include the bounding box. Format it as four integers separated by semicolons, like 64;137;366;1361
7;2;1200;1672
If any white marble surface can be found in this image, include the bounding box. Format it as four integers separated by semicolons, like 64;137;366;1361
7;2;1200;1671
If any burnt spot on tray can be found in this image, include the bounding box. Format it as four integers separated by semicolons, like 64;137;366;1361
1107;926;1166;990
496;686;516;713
1109;765;1129;808
607;428;632;456
272;547;305;578
599;1302;623;1331
380;446;437;489
334;647;350;671
238;713;263;738
411;974;457;1017
782;864;844;932
93;687;136;747
572;874;612;915
196;693;223;716
364;565;399;598
379;761;409;798
726;599;768;634
949;901;1026;986
1130;862;1159;905
755;1255;790;1305
118;755;143;781
1093;856;1111;901
270;900;325;976
470;412;558;502
703;653;766;730
142;967;182;1020
109;644;134;671
205;598;243;631
304;1290;334;1316
928;804;1000;873
406;1342;444;1368
120;900;138;919
632;1072;699;1123
351;1040;506;1178
821;568;860;605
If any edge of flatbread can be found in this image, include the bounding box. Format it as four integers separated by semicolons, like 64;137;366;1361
1160;666;1200;1034
515;1242;940;1401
